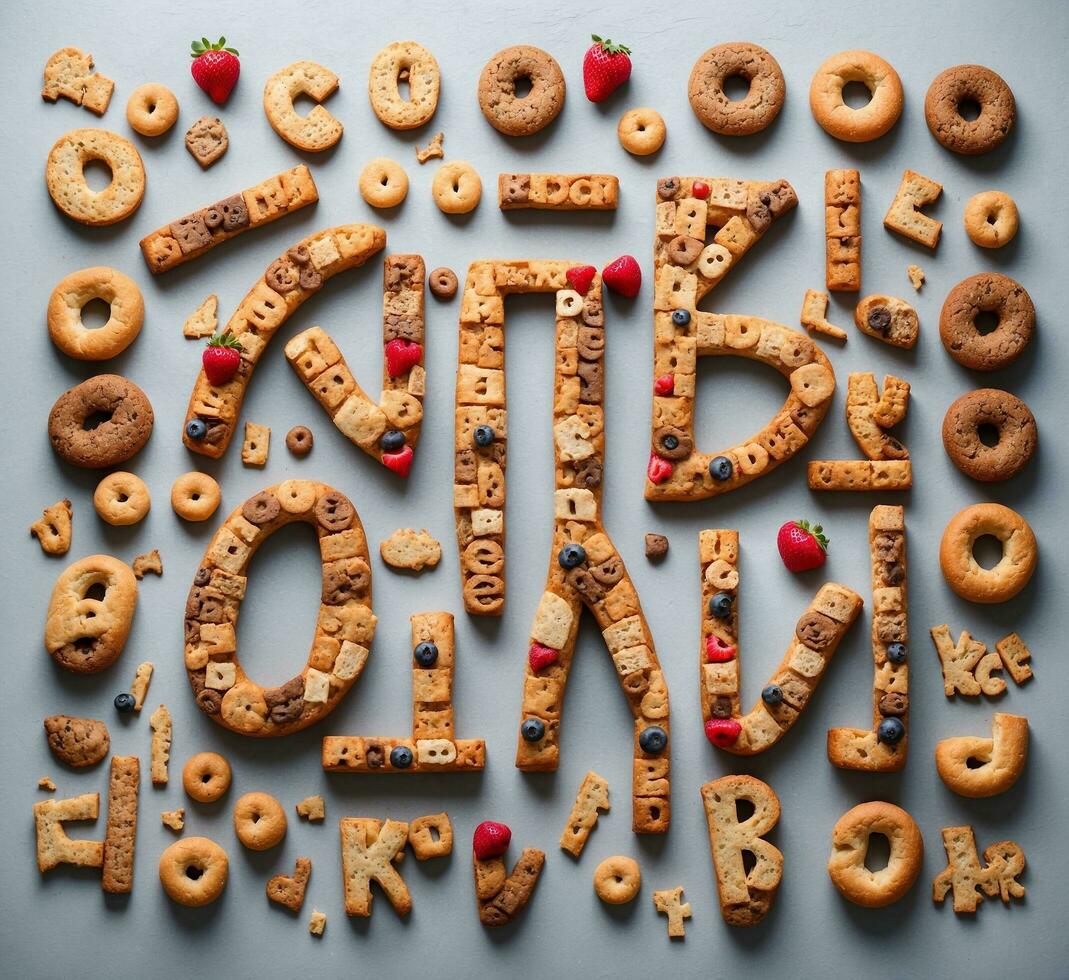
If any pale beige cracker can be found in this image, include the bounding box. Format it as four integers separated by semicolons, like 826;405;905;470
46;128;145;226
30;499;72;556
884;169;943;248
368;41;440;130
309;910;327;935
416;131;444;163
149;704;171;785
130;661;154;709
380;528;441;571
800;288;847;341
408;813;453;859
560;770;610;856
296;795;325;821
995;633;1032;684
34;792;103;872
183;295;218;338
341;818;411;917
653;886;692;938
907;264;925;290
933;826;1025;912
241;422;271;466
264;61;342;151
161;809;185;831
828;801;922;907
42;47;113;114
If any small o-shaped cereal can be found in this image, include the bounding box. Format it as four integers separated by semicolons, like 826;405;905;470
827;802;922;907
429;267;458;299
286;426;314;456
617;108;666;156
159;837;229;907
359;157;409;209
45;128;146;226
964;191;1018;248
125;83;179;137
432;162;482;214
233;792;288;850
182;751;232;803
368;41;440;130
171;471;221;522
593;855;642;904
93;471;150;526
809;50;903;142
47;267;144;361
939;502;1037;603
277;479;317;514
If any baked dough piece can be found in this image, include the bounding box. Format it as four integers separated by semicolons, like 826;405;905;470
935;712;1028;797
263;61;342;151
42;47;113;113
933;826;1025;912
828;802;922;907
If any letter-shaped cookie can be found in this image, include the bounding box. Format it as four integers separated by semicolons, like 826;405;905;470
559;771;610;857
652;887;692;938
34;793;103;872
883;169;942;248
930;624;991;697
474;846;545;927
828;802;923;908
498;173;619;210
102;755;139;894
933;826;1026;913
825;168;860;291
263;61;343;151
935;712;1028;798
340;818;410;917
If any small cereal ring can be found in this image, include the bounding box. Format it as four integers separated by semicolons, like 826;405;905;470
182;751;232;803
939;503;1037;603
48;374;154;469
809;50;903;143
429;267;458;299
286;426;314;456
277;479;317;514
93;471;150;526
159;837;229;907
368;41;440;130
939;272;1034;371
688;43;786;136
828;802;922;907
593;855;642;905
964;191;1018;249
942;389;1036;482
47;266;144;361
667;235;704;267
432;161;482;214
171;472;221;522
359;157;409;209
232;791;287;850
45;128;146;226
617;108;666;156
125;83;179;137
924;65;1015;156
478;45;566;137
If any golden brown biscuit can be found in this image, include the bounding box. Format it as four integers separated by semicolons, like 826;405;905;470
182;752;231;803
42;47;113;114
159;837;228;906
126;83;179;136
939;503;1036;603
478;46;565;136
593;856;641;904
618;108;666;155
368;41;439;129
942;388;1036;482
48;267;144;360
810;50;903;142
828;802;922;907
360;157;409;208
46;128;145;226
233;792;287;850
93;472;150;526
432;161;481;214
263;61;342;151
30;499;73;556
935;712;1028;797
964;191;1018;248
170;472;221;522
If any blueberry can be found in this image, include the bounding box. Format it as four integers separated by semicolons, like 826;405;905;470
662;434;679;451
114;692;135;713
639;725;668;754
887;642;908;664
473;424;495;448
761;684;784;706
520;717;545;742
185;418;208;441
877;717;905;745
709;591;733;618
708;456;733;481
380;429;406;452
671;309;691;327
413;641;438;667
389;746;414;768
558;543;587;570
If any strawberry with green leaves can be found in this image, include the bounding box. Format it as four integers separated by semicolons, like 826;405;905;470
583;35;632;102
202;332;243;385
191;36;240;105
777;519;829;572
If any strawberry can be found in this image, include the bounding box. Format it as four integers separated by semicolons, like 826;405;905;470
473;821;511;860
602;254;641;297
776;519;829;573
647;453;673;485
191;36;240;105
381;445;414;477
653;374;675;396
528;643;559;672
202;332;243;385
582;35;632;103
705;635;737;663
565;265;596;294
384;338;422;378
705;718;742;747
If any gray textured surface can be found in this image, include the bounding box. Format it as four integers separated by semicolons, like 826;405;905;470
2;1;1067;977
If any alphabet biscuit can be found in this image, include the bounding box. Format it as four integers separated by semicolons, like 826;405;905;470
498;173;619;210
652;887;692;938
340;818;410;917
884;169;943;248
41;47;113;114
30;499;73;556
825;169;860;291
263;61;343;151
933;826;1025;913
149;704;171;785
474;844;545;927
268;857;312;912
559;770;610;857
800;288;848;341
935;712;1028;797
34;792;103;872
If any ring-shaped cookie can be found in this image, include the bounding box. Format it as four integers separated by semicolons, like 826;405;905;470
171;471;222;522
478;45;565;136
125;83;179;137
359;157;409;209
963;191;1018;249
827;802;922;907
286;426;314;456
368;41;440;130
924;65;1015;155
809;50;903;142
159;837;229;907
93;471;151;526
617;108;666;155
934;712;1028;798
263;61;343;152
232;791;287;850
941;389;1036;482
428;267;458;299
47;267;144;361
688;43;786;136
593;855;642;904
45;128;145;226
182;751;232;803
48;374;154;469
432;161;481;214
939;273;1034;371
939;503;1036;603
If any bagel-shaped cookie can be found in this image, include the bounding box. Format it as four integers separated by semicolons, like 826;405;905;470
44;554;138;673
593;855;642;904
828;802;922;907
478;45;565;136
47;267;144;361
964;191;1018;249
688;43;785;136
942;389;1036;482
432;161;481;214
233;791;287;850
925;65;1015;155
939;273;1034;371
368;41;440;130
428;267;458;299
263;61;343;152
809;50;903;142
125;83;179;137
48;374;154;468
617;108;666;156
182;751;232;803
159;837;229;907
359;157;409;209
45;128;145;226
935;712;1028;798
93;471;151;526
171;471;222;522
939;503;1036;603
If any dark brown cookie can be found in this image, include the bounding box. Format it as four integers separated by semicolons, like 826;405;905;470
429;267;458;299
924;65;1015;155
185;116;228;168
942;388;1036;482
477;46;565;136
688;42;786;136
48;374;154;468
43;715;110;768
939;273;1034;370
645;533;669;560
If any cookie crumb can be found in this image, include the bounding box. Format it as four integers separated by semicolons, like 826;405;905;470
416;131;444;163
183;295;218;338
645;533;669;561
160;809;185;832
296;795;325;821
380;528;442;572
907;264;925;291
308;909;327;935
132;550;162;579
38;777;56;792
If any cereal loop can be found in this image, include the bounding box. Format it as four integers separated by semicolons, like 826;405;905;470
432;161;482;214
171;471;221;522
617;108;666;156
125;83;179;137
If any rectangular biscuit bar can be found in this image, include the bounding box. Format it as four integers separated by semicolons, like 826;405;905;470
102;755;139;893
825;169;860;292
498;174;619;210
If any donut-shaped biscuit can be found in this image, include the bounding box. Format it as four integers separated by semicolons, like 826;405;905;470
48;374;154;469
47;267;144;361
593;855;642;904
925;65;1015;155
286;426;314;456
942;389;1036;482
964;191;1018;249
827;802;922;907
182;751;232;803
125;83;179;137
939;273;1034;371
159;837;229;907
688;43;785;136
428;267;458;299
478;46;565;137
809;50;903;142
232;792;287;850
171;471;221;522
368;41;440;130
359;157;409;209
617;108;666;156
939;503;1036;603
93;472;150;526
45;128;145;226
432;161;481;214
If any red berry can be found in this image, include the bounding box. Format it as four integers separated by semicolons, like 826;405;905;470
704;718;742;747
692;180;710;200
190;36;240;105
647;453;673;484
565;265;597;294
582;35;632;103
381;445;414;477
705;635;736;663
602;254;641;297
776;519;829;573
473;821;511;859
528;643;559;672
384;338;423;378
653;374;675;396
202;331;243;385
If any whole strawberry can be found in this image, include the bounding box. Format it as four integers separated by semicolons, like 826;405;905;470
583;35;632;102
202;332;243;385
602;254;641;297
777;519;829;572
473;821;511;860
191;36;240;105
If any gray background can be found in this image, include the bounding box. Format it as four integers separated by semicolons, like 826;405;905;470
1;0;1066;977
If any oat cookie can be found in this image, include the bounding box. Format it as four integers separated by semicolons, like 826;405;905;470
964;191;1018;248
380;529;441;572
653;887;691;938
936;712;1027;798
688;43;785;136
43;715;110;768
341;818;411;917
30;499;72;556
102;755;139;893
594;856;641;904
159;837;228;906
559;770;610;856
296;795;325;821
34;792;103;872
368;41;440;129
939;272;1034;371
933;826;1025;912
825;169;860;291
498;173;618;211
93;472;150;526
408;813;453;860
126;83;178;136
478;46;565;136
800;288;847;341
184;116;228;168
925;65;1015;155
854;294;918;348
48;267;144;360
263;61;342;151
241;422;270;466
149;704;171;785
49;374;153;469
46;128;145;226
828;802;922;907
939;503;1036;603
183;295;218;338
42;47;113;114
884;169;943;248
268;857;312;912
810;50;903;142
942;388;1036;482
132;551;162;579
617;108;665;155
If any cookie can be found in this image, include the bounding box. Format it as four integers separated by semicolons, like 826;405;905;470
41;47;113;114
46;128;145;227
800;288;847;341
652;887;691;938
132;551;162;579
234;792;287;850
380;528;441;572
415;131;444;163
929;624;1003;698
263;61;342;151
182;752;231;803
161;809;184;831
308;910;327;935
828;802;923;907
644;533;669;561
149;704;171;785
93;471;150;526
47;267;144;360
473;830;545;927
939;503;1036;603
996;632;1033;685
883;169;943;248
964;191;1018;248
241;422;270;466
296;795;325;821
935;712;1028;798
30;499;72;556
942;388;1036;482
359;157;409;208
159;837;228;906
478;46;565;136
907;264;925;291
183;224;386;459
268;857;311;912
102;755;139;893
825;169;861;292
809;50;903;142
34;792;103;872
432;161;482;213
170;472;221;522
45;554;138;673
559;770;610;857
939;272;1034;371
408;813;453;860
688;43;785;136
854;294;918;348
43;715;110;768
341;818;411;917
925;65;1015;155
183;295;218;338
594;856;641;904
617;108;665;155
429;267;458;299
129;661;154;709
184;116;228;168
498;173;618;211
933;826;1025;912
126;83;179;136
368;41;440;129
49;374;154;469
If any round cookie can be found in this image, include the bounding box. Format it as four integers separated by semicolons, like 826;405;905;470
432;161;481;214
232;792;287;850
939;273;1034;371
964;191;1018;249
93;471;151;526
429;267;458;299
359;157;409;209
45;128;146;226
617;108;666;156
924;65;1015;155
939;503;1037;603
183;752;232;803
942;389;1036;482
47;267;144;361
171;471;221;522
688;43;785;136
593;855;642;904
368;41;440;130
478;45;565;136
125;83;179;137
809;50;903;142
159;837;229;907
43;715;110;768
286;426;314;456
48;374;154;469
828;802;922;907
